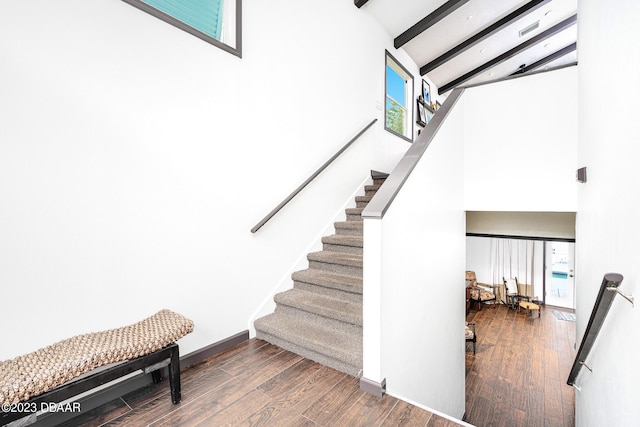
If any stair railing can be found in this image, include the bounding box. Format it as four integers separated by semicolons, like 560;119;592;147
567;272;634;389
250;119;377;233
361;87;465;220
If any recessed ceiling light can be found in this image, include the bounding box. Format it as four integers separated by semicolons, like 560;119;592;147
480;48;486;53
466;15;473;21
489;72;494;77
545;10;553;17
544;43;551;48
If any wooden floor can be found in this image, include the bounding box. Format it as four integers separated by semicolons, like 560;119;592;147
60;338;462;427
464;303;577;427
42;304;576;427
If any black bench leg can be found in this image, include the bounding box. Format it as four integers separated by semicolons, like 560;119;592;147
168;344;181;404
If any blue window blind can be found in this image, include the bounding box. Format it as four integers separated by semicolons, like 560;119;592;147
142;0;224;40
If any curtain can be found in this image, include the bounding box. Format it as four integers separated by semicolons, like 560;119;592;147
490;238;536;298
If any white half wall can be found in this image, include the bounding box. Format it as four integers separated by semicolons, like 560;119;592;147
377;97;466;418
0;0;415;360
574;1;640;425
463;67;578;212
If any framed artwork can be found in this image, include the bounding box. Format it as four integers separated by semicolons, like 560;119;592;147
417;100;427;126
422;80;431;105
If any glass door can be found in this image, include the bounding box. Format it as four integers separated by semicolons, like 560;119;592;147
544;241;575;308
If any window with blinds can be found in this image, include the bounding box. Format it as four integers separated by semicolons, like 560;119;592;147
142;0;224;40
122;0;241;57
385;51;413;142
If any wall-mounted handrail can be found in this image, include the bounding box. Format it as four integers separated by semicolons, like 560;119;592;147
251;119;377;233
567;273;626;387
361;87;465;220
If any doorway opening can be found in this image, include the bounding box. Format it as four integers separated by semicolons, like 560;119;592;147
544;241;575;309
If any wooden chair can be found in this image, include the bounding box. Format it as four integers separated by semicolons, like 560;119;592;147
465;322;477;354
503;277;530;309
466;271;496;310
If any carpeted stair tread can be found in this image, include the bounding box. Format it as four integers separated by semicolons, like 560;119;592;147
345;207;364;221
254;312;362;373
355;196;373;203
322;235;363;248
334;221;363;236
274;289;362;326
308;251;362;268
292;269;362;294
364;185;382;196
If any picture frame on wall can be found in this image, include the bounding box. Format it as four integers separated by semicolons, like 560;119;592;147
417;100;427;126
422;79;431;105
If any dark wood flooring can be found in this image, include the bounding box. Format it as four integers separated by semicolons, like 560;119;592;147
60;338;462;427
39;303;576;426
464;303;577;427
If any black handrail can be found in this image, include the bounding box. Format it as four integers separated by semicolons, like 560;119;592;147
251;119;377;233
567;273;624;387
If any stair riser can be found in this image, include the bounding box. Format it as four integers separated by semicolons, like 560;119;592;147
275;304;362;331
254;330;361;377
309;260;362;277
373;178;386;186
346;213;363;221
356;201;369;208
322;243;363;255
334;226;363;237
294;281;362;303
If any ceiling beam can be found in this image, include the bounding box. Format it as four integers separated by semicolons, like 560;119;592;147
438;14;577;94
420;0;552;75
354;0;370;8
394;0;470;49
510;42;577;75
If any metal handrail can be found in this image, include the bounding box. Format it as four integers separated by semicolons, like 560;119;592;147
567;273;629;388
251;119;377;233
361;87;465;220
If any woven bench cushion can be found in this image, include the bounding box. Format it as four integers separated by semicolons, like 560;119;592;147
0;309;194;405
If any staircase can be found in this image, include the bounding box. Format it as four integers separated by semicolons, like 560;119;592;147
254;172;387;377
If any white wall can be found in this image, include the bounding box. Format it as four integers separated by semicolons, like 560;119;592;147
574;1;640;425
375;98;466;418
0;0;415;359
463;67;578;212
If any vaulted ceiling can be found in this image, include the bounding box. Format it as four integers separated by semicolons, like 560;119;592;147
356;0;578;96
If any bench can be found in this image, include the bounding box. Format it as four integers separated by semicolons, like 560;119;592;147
0;309;194;426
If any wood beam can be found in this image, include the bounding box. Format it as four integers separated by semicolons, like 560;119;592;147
420;0;552;75
510;42;577;75
394;0;470;48
438;14;577;94
354;0;370;8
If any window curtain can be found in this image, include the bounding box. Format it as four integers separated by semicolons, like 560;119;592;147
490;238;536;295
142;0;224;40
